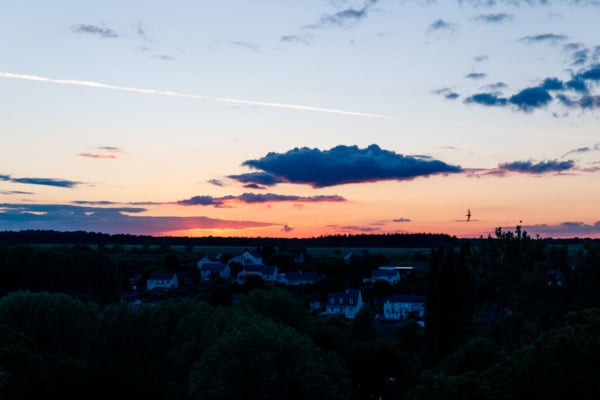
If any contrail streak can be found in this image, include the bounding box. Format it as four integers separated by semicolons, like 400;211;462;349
0;71;390;119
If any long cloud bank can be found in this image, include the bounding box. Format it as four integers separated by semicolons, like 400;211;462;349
0;204;275;236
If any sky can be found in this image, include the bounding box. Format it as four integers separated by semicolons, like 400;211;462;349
1;0;600;239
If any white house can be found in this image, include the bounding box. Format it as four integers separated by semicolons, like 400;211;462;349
372;267;402;285
228;251;263;266
382;294;425;321
196;254;222;269
279;271;324;286
199;262;231;281
147;271;179;291
237;264;278;283
325;289;364;319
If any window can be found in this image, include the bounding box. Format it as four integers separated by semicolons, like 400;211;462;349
349;299;354;305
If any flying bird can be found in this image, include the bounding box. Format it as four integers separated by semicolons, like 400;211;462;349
466;209;471;222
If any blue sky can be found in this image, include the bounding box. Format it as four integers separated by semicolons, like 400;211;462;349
1;0;600;238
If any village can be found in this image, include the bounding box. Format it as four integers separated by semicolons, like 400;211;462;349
125;248;427;325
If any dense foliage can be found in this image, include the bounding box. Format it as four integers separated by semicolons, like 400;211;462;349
0;228;599;399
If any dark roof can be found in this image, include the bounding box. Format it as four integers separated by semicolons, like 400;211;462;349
200;262;228;272
386;294;425;304
148;271;176;281
284;271;323;282
373;269;400;278
242;264;276;275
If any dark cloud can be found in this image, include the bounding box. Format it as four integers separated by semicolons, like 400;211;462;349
498;159;576;174
0;174;80;188
393;218;412;223
508;86;553;111
243;183;267;190
434;88;460;99
178;196;224;207
282;224;295;233
465;72;487;80
475;55;489;62
72;200;118;205
471;13;514;23
227;171;286;186
0;190;34;195
519;33;568;44
579;95;600;109
578;64;600;81
78;153;118;159
97;146;123;152
0;204;274;236
236;144;463;188
305;0;378;29
428;19;457;33
177;193;346;207
464;92;508;106
72;24;118;38
207;179;224;187
565;76;588;92
540;77;564;91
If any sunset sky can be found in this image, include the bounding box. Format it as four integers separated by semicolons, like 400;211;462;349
2;0;600;239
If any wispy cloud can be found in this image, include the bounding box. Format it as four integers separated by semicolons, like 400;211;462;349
280;34;312;45
72;24;118;38
231;41;260;52
428;19;457;33
471;13;514;24
434;88;460;100
232;144;463;188
465;72;487;80
0;71;389;119
78;146;124;160
177;193;346;207
0;174;80;188
305;0;378;29
562;143;600;157
0;190;34;195
498;159;576;174
475;55;489;62
207;179;224;187
78;153;118;159
0;204;275;236
519;33;568;44
393;217;412;223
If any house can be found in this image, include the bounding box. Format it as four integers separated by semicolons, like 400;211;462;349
372;267;402;285
228;251;263;266
382;294;426;321
324;289;364;319
199;262;231;282
279;271;324;286
196;254;223;269
147;271;179;291
237;264;278;283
